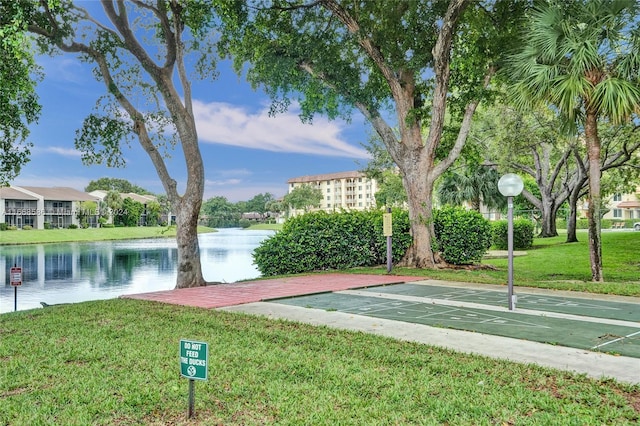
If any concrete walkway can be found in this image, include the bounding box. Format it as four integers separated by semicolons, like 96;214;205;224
123;274;640;385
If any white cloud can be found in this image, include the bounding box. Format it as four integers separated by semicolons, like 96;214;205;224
40;146;83;158
193;100;369;159
205;178;243;187
37;56;90;85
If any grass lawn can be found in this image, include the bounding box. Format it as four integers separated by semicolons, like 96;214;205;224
0;226;216;245
1;299;638;425
246;223;283;231
352;230;640;296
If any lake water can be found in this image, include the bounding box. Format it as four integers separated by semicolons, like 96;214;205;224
0;228;274;314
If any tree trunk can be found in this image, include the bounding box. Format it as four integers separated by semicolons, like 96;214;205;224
566;182;582;243
399;167;437;268
174;194;206;288
585;111;603;282
538;198;558;237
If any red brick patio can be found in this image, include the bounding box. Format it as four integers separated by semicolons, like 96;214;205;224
121;274;416;309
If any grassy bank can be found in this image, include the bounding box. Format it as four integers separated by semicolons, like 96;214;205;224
1;299;638;425
353;230;640;296
246;223;283;231
0;226;216;245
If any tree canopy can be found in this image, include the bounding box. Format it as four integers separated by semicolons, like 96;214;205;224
219;0;526;268
504;0;640;281
283;184;323;213
0;0;41;185
13;0;241;288
85;177;151;195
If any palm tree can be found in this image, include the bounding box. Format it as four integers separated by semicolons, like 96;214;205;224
437;165;506;213
505;0;640;282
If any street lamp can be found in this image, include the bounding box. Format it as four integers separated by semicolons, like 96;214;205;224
498;173;524;310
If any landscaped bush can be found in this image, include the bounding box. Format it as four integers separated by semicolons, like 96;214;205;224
101;223;115;228
433;206;492;265
68;224;78;229
239;219;251;229
0;223;7;231
44;222;52;229
253;209;411;276
491;219;535;250
22;225;33;230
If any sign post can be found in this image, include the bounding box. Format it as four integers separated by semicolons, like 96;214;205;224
10;266;22;312
179;339;208;419
383;209;393;273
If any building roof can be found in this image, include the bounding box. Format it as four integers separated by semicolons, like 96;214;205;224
616;201;640;208
287;170;365;184
121;193;157;204
0;187;39;200
18;186;99;202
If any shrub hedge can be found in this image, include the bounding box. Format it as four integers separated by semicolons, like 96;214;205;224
491;219;534;250
253;209;411;276
433;206;492;265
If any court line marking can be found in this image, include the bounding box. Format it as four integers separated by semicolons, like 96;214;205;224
591;330;640;350
339;290;640;329
372;284;622;311
352;302;551;329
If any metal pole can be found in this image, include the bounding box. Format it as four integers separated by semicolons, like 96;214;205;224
386;207;392;274
188;379;195;418
14;263;17;312
507;196;515;310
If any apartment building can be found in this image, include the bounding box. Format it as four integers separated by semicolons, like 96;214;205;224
1;186;99;229
604;187;640;221
287;171;378;216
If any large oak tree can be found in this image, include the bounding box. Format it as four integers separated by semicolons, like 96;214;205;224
220;0;525;268
15;0;238;288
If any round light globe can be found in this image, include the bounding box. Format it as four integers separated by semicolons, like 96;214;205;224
498;173;524;197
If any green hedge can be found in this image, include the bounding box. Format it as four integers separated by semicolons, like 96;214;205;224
253;209;411;276
491;219;534;250
433;206;492;265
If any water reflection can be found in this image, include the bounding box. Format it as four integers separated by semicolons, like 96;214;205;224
0;229;274;313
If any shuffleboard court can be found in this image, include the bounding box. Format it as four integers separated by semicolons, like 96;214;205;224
273;292;640;358
358;283;640;322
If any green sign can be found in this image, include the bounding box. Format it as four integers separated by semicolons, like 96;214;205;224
180;339;208;381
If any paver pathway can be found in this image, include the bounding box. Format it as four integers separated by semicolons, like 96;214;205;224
122;273;416;308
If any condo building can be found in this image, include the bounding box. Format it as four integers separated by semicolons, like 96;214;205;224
287;170;378;216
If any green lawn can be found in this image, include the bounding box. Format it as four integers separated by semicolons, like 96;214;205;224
246;223;283;231
0;226;216;245
1;299;638;425
352;230;640;296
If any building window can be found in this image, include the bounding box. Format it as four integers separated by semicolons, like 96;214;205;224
327;203;331;208
358;194;362;199
326;196;331;200
327;188;330;193
613;209;622;218
358;178;362;182
358;202;362;207
613;193;622;201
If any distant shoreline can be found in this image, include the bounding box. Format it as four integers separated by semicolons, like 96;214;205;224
0;226;216;246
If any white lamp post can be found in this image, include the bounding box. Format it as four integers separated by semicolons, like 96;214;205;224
498;173;524;310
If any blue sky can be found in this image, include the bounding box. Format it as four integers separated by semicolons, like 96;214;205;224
15;51;373;202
